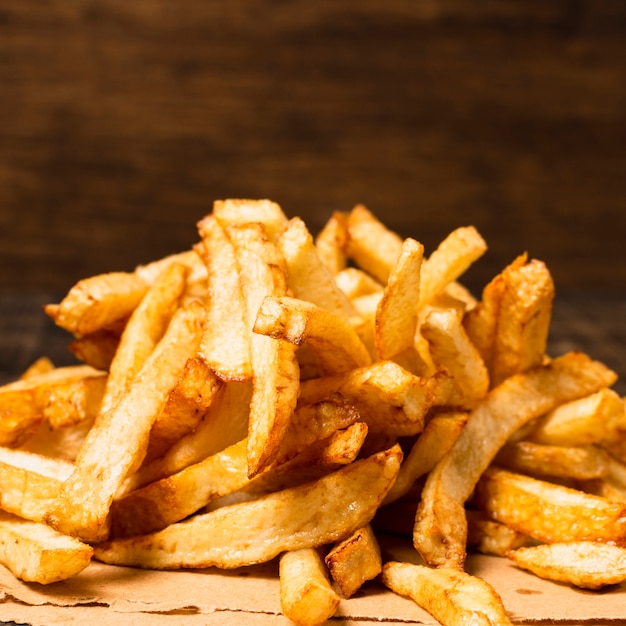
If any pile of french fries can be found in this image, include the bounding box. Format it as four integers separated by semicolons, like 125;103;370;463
1;199;626;625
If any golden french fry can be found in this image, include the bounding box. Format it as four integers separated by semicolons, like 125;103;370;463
508;541;626;590
195;214;252;382
494;441;610;481
334;267;383;299
94;445;401;569
418;225;487;310
375;237;423;361
325;524;382;598
19;416;94;462
143;356;222;463
382;561;513;626
280;547;340;626
254;295;371;376
475;467;626;545
383;409;468;505
227;222;300;477
414;352;617;569
68;327;120;371
213;198;288;242
45;301;206;541
0;511;93;584
345;205;403;283
314;210;348;275
20;357;55;380
278;216;355;319
0;448;72;522
421;306;490;407
100;261;189;414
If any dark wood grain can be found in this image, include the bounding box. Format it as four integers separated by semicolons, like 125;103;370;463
1;1;625;293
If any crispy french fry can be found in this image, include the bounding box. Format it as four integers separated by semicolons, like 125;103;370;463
314;210;348;275
94;445;402;569
466;509;529;557
45;301;206;541
382;561;513;626
213;198;288;242
280;547;340;626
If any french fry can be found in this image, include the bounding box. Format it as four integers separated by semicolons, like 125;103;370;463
195;214;253;382
475;467;626;545
382;561;513;626
0;511;93;584
325;524;382;598
213;198;288;242
314;210;348;275
375;237;423;361
508;541;626;590
254;295;371;376
94;445;402;569
45;301;206;541
280;548;340;626
466;509;529;557
414;352;617;569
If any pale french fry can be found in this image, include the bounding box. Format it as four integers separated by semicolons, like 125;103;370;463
278;216;355;319
19;416;94;462
414;352;617;569
345;205;403;283
45;301;206;541
100;261;189;414
508;541;626;590
325;524;382;598
375;237;423;361
333;267;383;299
94;445;402;569
254;295;371;376
475;467;626;545
382;561;513;626
0;511;93;584
314;210;348;275
195;214;252;382
227;222;300;477
213;198;289;242
280;548;340;626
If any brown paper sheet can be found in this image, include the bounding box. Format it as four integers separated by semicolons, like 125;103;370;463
0;535;625;625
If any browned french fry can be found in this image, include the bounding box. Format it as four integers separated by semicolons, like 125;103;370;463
314;210;349;275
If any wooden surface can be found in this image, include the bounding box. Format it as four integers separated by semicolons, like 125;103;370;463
1;1;626;294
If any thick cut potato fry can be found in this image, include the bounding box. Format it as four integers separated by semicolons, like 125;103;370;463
100;262;189;413
45;271;148;335
494;441;610;481
195;214;252;382
213;198;288;242
375;237;423;361
20;357;55;380
345;205;403;283
528;387;624;447
227;222;300;477
508;541;626;589
314;210;348;275
124;381;251;492
475;467;626;545
0;448;73;522
94;445;402;569
45;301;206;541
111;439;249;538
383;410;468;505
325;524;382;598
0;511;93;584
418;226;487;310
134;249;208;286
382;561;513;626
254;295;371;376
414;352;617;569
68;328;121;371
278;216;355;319
421;306;490;407
143;356;222;463
334;267;382;300
299;361;435;437
280;547;340;626
489;258;554;387
19;416;94;462
0;365;107;447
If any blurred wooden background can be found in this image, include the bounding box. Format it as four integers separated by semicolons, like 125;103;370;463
1;1;625;296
